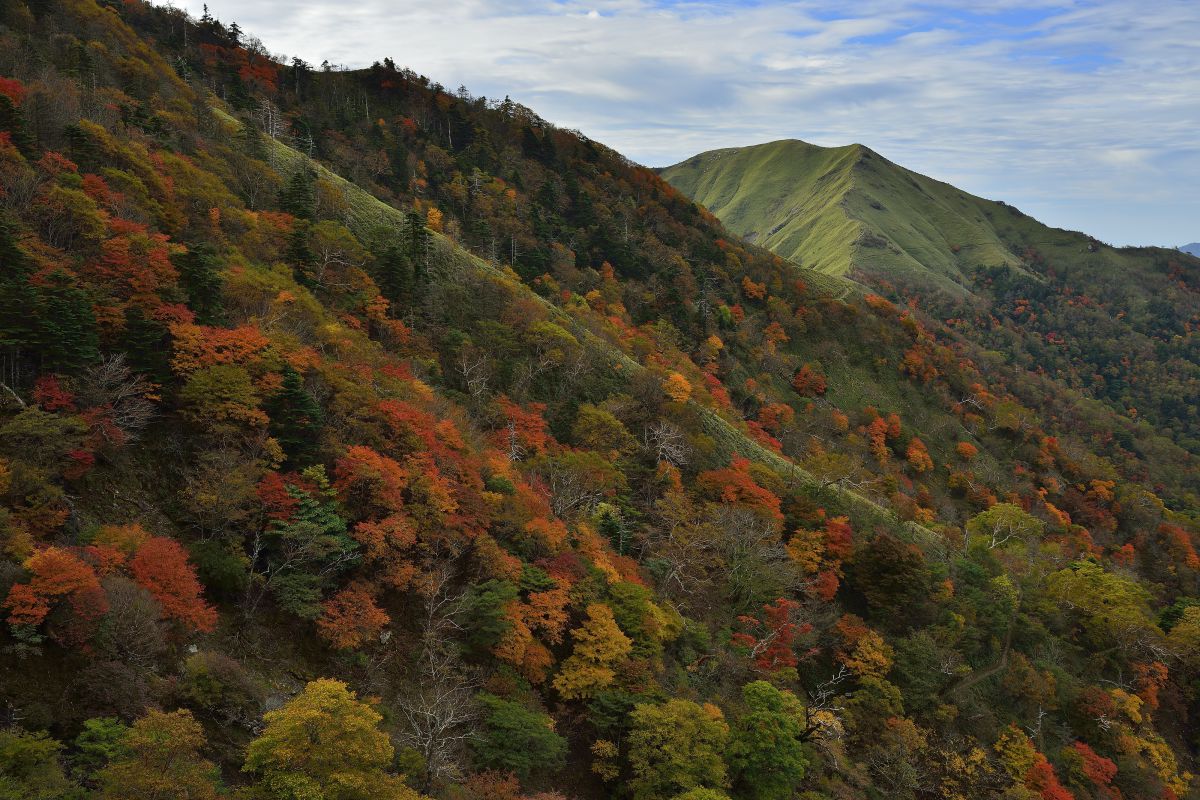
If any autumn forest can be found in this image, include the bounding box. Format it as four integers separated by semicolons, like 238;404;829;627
0;2;1199;799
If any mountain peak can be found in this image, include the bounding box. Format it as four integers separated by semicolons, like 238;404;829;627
663;140;1185;294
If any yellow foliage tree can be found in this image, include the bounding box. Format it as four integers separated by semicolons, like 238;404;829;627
243;678;426;800
662;372;693;403
425;206;444;232
841;629;894;679
552;604;632;700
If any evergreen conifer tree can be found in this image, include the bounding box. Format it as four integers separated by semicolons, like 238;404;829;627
0;94;35;157
265;365;323;466
173;243;224;324
280;168;316;221
121;306;172;384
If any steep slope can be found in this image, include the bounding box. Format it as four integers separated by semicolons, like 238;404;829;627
655;141;863;279
661;139;1025;293
664;140;1200;454
235;106;905;531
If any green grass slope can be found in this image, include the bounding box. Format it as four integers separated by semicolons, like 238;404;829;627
662;139;1031;293
659;141;862;278
663;139;1200;455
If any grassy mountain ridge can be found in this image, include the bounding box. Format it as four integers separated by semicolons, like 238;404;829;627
660;139;1029;293
663;139;1200;455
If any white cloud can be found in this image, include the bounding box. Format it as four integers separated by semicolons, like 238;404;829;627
173;0;1200;247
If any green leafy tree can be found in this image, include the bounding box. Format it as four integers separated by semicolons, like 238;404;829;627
279;168;317;221
848;533;930;622
173;243;225;324
0;221;41;366
38;271;100;372
965;503;1044;551
373;240;412;310
121;306;172;384
628;699;730;800
727;681;808;800
254;468;357;619
460;579;519;655
0;93;35;156
471;693;567;778
404;210;430;295
178;363;266;431
1044;560;1157;649
571;403;636;457
0;728;83;800
71;717;130;779
96;709;221;800
265;365;324;467
286;224;316;288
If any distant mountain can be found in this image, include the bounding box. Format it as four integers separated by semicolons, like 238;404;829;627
663;139;1200;452
660;139;1038;294
661;139;1194;297
1182;242;1200;257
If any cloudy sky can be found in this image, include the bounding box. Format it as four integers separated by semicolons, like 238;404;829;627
175;0;1200;247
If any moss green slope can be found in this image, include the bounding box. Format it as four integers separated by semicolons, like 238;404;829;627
661;139;1032;294
661;140;862;277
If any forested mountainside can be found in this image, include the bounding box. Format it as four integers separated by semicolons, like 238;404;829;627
661;141;1200;456
1;2;1199;799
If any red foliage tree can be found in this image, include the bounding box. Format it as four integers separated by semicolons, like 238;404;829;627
1025;755;1073;800
757;402;795;434
87;225;180;315
732;597;810;673
3;547;107;645
1068;741;1117;789
32;375;76;412
334;445;408;517
317;583;389;650
129;537;218;633
824;516;854;560
256;471;303;522
696;456;783;522
494;395;553;457
791;363;827;397
811;569;840;602
0;77;27;105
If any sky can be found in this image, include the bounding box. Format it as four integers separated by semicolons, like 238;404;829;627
172;0;1200;248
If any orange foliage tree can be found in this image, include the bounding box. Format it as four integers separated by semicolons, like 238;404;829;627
696;456;783;523
317;583;390;650
129;537;218;633
662;372;693;403
791;363;827;397
3;546;107;645
905;438;933;473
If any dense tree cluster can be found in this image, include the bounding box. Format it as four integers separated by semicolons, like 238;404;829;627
0;1;1198;799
